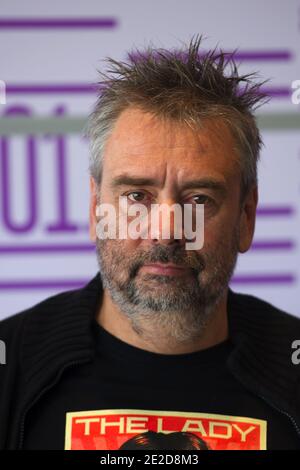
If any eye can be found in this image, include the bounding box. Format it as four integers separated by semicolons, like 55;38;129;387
191;194;212;205
126;191;149;203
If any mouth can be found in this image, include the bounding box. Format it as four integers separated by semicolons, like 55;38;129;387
139;262;192;276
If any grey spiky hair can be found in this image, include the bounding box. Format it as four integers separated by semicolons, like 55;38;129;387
85;35;269;201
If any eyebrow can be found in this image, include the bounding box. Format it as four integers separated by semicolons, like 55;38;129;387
111;173;227;194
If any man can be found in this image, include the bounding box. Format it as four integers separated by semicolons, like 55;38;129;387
1;36;300;450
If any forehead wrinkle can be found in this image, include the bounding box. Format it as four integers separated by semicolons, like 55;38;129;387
103;109;240;186
110;120;209;156
120;145;207;158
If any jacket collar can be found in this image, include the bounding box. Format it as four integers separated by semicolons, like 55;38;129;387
20;271;300;427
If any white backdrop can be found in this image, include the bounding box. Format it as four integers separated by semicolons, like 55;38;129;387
0;0;299;319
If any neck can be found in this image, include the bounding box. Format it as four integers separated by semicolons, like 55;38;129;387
96;289;229;355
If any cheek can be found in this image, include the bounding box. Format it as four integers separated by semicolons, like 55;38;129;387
202;215;238;253
126;239;143;254
107;237;140;257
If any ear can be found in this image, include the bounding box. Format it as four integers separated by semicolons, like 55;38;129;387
89;176;98;242
238;185;258;253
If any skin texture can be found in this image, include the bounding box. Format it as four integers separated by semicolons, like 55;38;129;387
89;107;258;355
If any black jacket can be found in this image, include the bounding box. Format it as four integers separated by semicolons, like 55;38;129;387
1;271;300;449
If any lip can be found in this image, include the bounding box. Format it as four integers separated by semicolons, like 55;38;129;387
139;263;190;276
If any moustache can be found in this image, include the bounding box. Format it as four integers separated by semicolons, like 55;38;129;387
128;245;205;279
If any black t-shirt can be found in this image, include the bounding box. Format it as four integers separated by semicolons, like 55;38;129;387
22;319;300;450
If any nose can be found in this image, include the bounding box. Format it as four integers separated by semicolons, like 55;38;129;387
147;201;186;248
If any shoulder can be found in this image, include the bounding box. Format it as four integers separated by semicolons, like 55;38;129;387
228;288;300;338
0;287;83;341
0;272;101;342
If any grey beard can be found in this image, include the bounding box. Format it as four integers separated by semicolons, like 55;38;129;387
95;239;238;345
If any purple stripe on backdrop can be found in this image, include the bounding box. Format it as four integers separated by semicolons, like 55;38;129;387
0;18;117;29
231;274;296;285
262;87;291;98
0;274;296;290
0;240;295;254
6;84;97;94
227;51;292;61
0;244;95;254
256;206;295;216
5;84;291;98
129;50;292;63
0;280;88;290
250;241;295;250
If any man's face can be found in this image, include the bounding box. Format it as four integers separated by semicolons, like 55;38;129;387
89;107;257;339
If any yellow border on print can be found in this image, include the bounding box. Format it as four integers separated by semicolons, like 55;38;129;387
64;408;267;450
